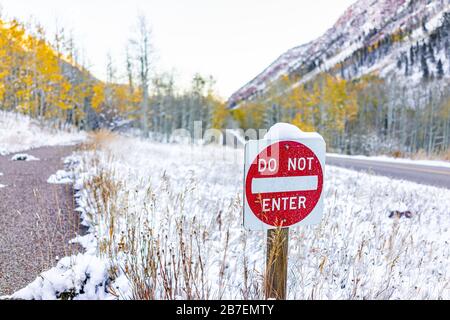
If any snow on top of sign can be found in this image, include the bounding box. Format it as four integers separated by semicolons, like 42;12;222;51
264;123;324;141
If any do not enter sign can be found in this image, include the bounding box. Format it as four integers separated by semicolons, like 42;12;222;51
244;134;325;230
246;141;323;226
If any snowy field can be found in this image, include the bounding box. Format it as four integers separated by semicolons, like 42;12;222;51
0;111;85;155
10;132;450;300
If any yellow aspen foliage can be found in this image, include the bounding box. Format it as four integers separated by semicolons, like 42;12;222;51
320;74;358;133
211;98;228;129
113;85;130;114
231;100;265;130
0;16;153;126
231;107;247;129
441;98;450;119
113;84;140;116
391;30;404;43
248;102;266;129
291;113;315;132
92;82;106;112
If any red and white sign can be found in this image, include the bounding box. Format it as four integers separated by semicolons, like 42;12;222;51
244;136;325;230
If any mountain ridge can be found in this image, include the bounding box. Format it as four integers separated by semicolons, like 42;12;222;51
229;0;450;108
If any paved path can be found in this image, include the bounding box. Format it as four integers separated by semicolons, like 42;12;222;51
327;156;450;189
0;146;84;296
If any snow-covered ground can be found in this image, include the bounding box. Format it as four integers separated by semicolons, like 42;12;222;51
327;153;450;169
0;111;86;155
10;132;450;300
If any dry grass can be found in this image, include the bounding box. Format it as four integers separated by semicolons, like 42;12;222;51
419;149;450;161
83;165;235;300
390;149;450;161
123;217;214;300
264;228;289;299
431;149;450;161
77;129;118;153
390;150;404;158
76;132;265;300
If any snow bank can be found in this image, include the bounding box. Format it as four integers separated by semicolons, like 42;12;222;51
11;154;40;161
12;254;112;300
47;170;75;184
0;111;86;155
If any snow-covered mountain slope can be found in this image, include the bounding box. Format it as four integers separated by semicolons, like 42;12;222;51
229;0;450;108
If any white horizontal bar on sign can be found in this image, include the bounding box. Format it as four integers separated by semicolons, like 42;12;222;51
251;176;318;194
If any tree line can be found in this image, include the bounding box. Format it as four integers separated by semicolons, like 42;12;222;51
0;18;94;127
0;15;225;136
232;73;450;157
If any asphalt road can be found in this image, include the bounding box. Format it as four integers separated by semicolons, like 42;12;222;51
327;156;450;189
0;146;84;296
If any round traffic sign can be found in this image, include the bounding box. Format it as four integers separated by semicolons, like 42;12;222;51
245;141;323;227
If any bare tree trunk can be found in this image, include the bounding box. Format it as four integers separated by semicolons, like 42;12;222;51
427;89;435;155
132;15;153;138
142;86;149;137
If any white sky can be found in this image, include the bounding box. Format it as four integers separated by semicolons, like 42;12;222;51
0;0;357;98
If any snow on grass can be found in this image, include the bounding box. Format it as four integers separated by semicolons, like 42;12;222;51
12;254;112;300
47;170;75;184
0;111;86;155
11;153;40;161
327;153;450;169
12;133;450;300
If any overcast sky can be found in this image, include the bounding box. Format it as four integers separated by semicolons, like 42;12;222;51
0;0;357;98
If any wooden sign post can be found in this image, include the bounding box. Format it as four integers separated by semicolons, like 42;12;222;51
243;127;325;300
265;228;289;299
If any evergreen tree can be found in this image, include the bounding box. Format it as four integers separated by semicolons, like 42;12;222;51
428;43;435;63
437;59;444;79
405;57;409;76
421;54;429;79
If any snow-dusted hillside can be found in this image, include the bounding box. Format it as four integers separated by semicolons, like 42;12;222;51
0;111;86;155
9;133;450;300
229;0;450;107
